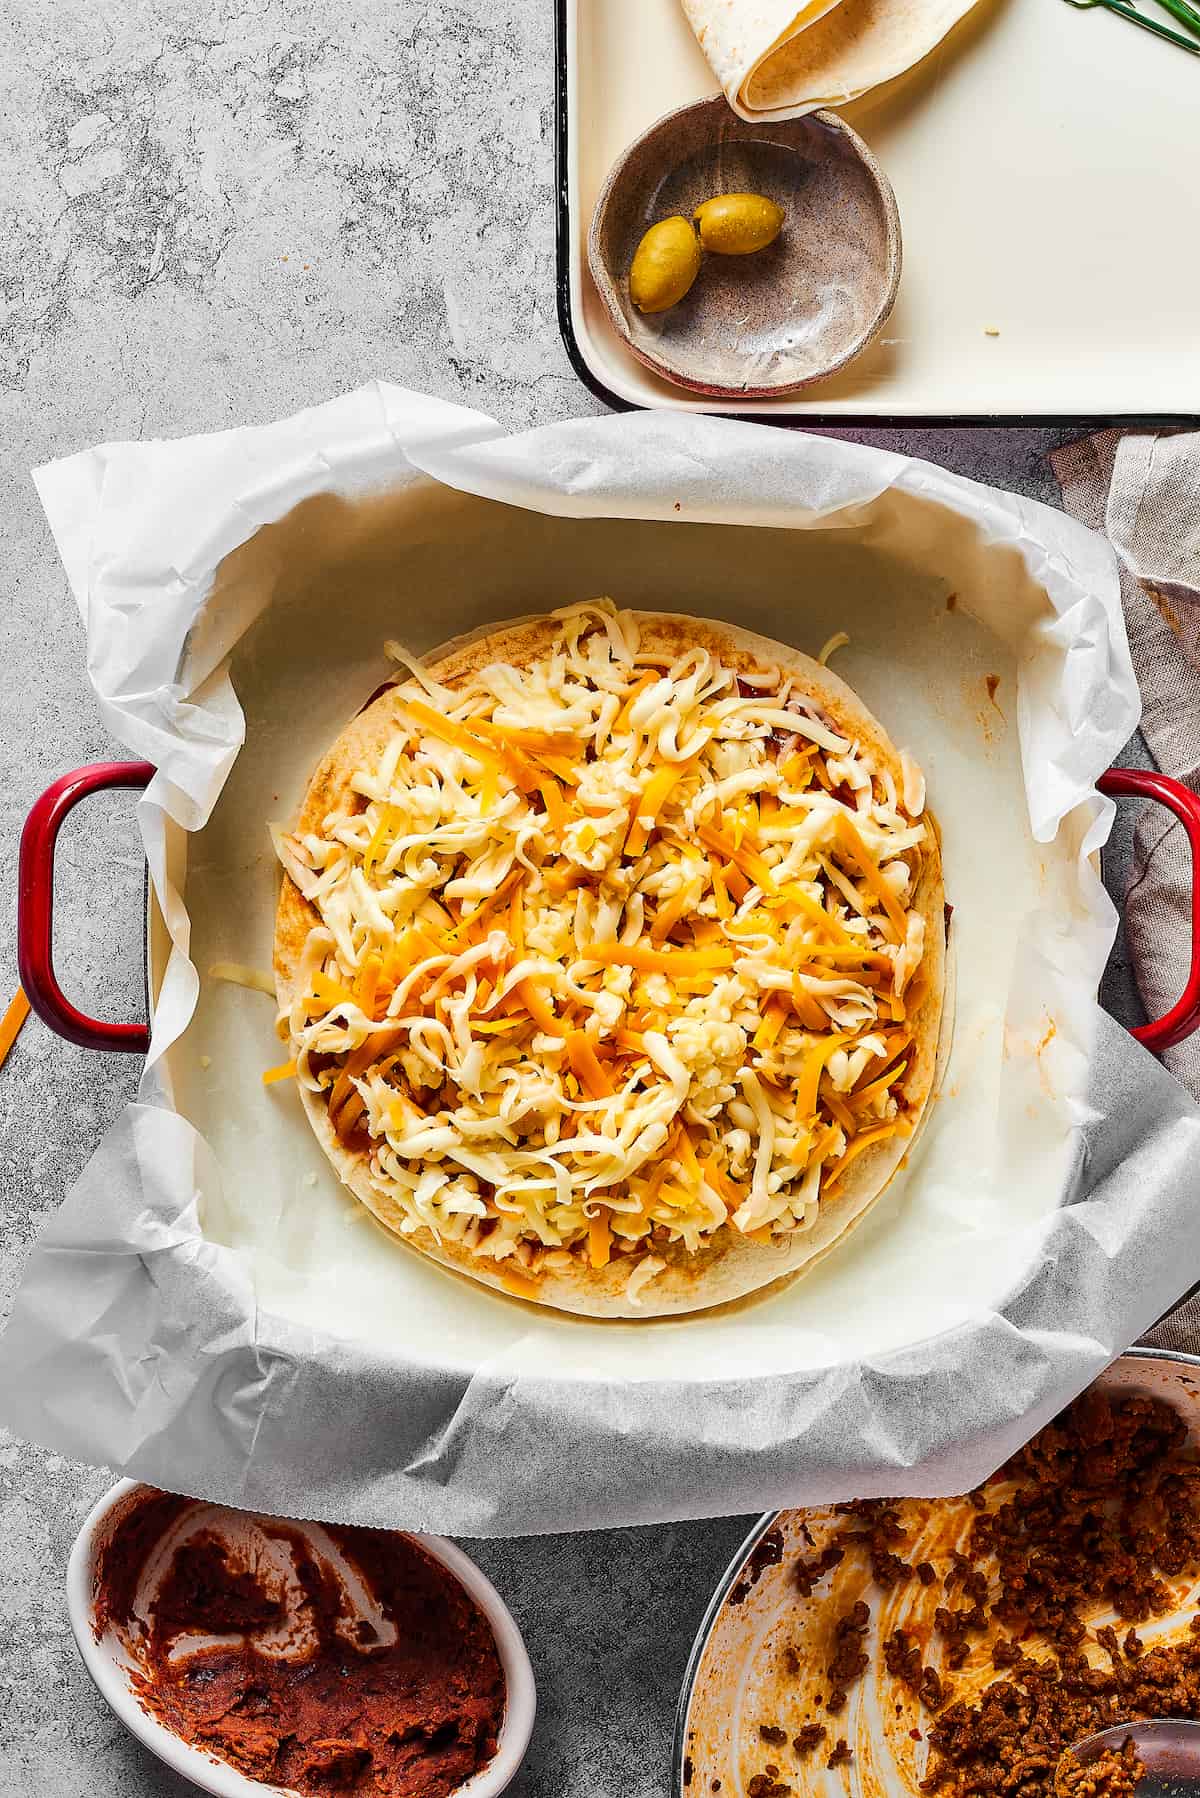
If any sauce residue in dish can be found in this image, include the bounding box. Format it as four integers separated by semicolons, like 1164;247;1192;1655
94;1489;506;1797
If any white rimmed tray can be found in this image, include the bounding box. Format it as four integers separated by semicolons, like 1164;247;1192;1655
559;0;1200;421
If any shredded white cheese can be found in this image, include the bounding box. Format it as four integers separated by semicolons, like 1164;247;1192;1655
275;601;931;1283
209;962;276;996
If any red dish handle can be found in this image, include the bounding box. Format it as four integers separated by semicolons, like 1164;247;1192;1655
1099;767;1200;1054
18;761;155;1054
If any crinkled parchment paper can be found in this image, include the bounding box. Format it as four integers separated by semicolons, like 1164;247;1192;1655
3;385;1200;1535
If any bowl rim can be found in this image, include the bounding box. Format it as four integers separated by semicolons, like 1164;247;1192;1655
586;92;903;399
65;1479;537;1798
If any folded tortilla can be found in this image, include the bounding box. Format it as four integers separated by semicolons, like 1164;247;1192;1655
682;0;982;120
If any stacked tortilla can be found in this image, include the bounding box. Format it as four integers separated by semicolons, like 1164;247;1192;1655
682;0;983;120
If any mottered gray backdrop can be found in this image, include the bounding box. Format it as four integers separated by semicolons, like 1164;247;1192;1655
0;2;1144;1793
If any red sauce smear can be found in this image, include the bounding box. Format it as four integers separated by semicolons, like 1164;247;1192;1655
94;1489;505;1797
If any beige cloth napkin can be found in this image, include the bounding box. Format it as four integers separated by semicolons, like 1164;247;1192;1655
1052;430;1200;1346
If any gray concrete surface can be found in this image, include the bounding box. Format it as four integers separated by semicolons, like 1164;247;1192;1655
0;3;1149;1795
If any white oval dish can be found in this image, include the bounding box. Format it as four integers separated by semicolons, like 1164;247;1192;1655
66;1480;536;1798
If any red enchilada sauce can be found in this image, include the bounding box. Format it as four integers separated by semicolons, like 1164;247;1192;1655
94;1490;505;1796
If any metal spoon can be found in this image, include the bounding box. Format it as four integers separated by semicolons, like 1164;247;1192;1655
1062;0;1200;55
1069;1721;1200;1793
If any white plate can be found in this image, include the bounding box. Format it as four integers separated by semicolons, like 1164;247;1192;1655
561;0;1200;420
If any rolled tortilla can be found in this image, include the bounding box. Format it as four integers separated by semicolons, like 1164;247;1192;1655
682;0;982;120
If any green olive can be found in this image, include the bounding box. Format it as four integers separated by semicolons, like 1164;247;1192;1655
693;193;784;256
629;217;702;313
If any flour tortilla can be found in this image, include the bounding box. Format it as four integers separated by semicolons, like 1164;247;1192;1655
275;612;949;1320
682;0;982;119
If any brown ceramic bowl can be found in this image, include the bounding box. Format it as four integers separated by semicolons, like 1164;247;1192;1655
587;96;902;399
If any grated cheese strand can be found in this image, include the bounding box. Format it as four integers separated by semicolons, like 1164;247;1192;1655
274;600;932;1299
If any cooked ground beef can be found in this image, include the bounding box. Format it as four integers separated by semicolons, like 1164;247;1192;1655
920;1391;1200;1797
884;1628;948;1712
746;1776;791;1798
795;1546;844;1597
826;1601;872;1712
731;1528;786;1606
835;1500;912;1589
793;1725;826;1755
1054;1740;1145;1798
756;1390;1200;1798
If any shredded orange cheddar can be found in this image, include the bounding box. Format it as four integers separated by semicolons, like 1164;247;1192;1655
402;698;540;795
534;751;578;785
477;768;498;810
468;716;582;754
789;982;828;1031
588;1208;612;1268
674;1125;705;1188
308;969;357;1011
708;857;733;919
537;775;569;836
565;1029;614;1099
498;1268;540;1299
824;1118;911;1192
401;698;509;771
780;748;815;786
795;1031;856;1122
752;995;790;1052
823;1088;857;1135
614;668;658;731
352;953;383;1019
543;867;587;899
513;976;560;1035
508;878;525;954
803;944;891;965
774;881;851;942
696;822;778;896
854;1058;909;1111
262;1058;298;1086
363;803;404;878
832;813;908;939
445;869;523;947
584;941;734;976
625;756;699;858
0;988;31;1070
650;886;692;944
703;1156;746;1209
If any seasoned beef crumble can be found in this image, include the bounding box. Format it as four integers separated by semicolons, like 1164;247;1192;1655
1054;1740;1145;1798
748;1391;1200;1798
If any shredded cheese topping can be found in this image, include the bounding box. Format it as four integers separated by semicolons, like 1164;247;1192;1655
276;601;932;1303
